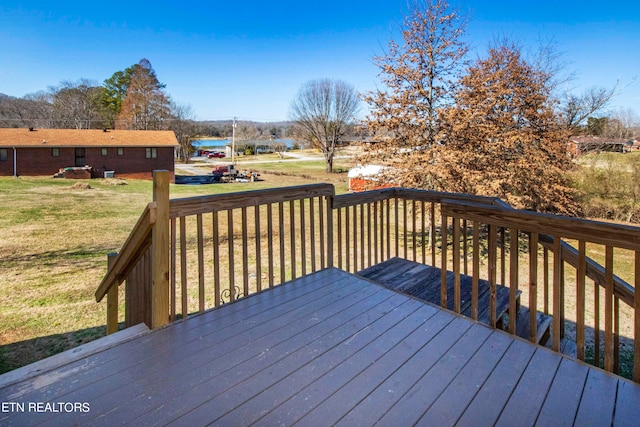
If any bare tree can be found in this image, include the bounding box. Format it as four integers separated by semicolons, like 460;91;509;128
290;78;359;173
558;86;617;131
49;79;104;129
169;103;200;163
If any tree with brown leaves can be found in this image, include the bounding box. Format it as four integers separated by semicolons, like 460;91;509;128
361;0;468;188
437;43;579;214
117;59;171;130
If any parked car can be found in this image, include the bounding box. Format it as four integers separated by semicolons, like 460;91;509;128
208;151;225;158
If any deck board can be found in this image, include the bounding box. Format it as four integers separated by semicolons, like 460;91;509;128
0;266;637;426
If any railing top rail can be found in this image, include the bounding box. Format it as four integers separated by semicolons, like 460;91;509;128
332;187;501;209
169;183;335;218
95;202;156;302
442;199;640;251
332;188;397;209
395;188;500;206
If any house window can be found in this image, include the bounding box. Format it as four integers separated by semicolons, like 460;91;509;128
52;148;60;157
146;147;157;159
101;148;108;156
117;147;124;156
0;148;7;162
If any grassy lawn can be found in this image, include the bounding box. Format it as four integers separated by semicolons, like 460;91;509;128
0;162;351;374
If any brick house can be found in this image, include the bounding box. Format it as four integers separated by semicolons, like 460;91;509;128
0;128;178;180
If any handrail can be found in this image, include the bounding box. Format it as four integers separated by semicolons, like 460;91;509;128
169;183;335;218
95;202;156;302
441;199;638;306
441;199;640;251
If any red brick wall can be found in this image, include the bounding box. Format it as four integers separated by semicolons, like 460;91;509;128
0;146;175;180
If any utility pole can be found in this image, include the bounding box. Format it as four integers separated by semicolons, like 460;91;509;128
232;117;237;165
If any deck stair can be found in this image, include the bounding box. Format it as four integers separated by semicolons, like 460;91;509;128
358;257;559;348
358;257;517;328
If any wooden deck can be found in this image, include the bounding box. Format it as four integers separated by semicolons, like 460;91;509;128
1;267;638;426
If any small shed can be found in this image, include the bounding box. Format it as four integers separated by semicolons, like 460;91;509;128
348;165;393;192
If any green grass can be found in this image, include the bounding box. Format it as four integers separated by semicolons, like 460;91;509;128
0;166;351;374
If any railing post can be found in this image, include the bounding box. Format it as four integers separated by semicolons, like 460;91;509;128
151;170;170;328
106;253;119;335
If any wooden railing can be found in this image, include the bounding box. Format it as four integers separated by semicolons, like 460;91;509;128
96;170;640;382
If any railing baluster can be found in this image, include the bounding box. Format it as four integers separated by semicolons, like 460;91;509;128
395;198;399;258
543;248;550;315
387;199;391;260
594;278;601;367
367;203;372;268
430;202;436;267
441;213;448;309
353;205;362;272
422;201;426;265
614;296;620;374
577;240;586;360
212;212;220;305
509;228;518;335
472;221;479;321
452;217;461;313
267;204;274;288
227;210;235;303
255;205;262;292
462;219;468;276
360;203;365;269
310;197;316;272
345;206;350;272
552;235;562;352
412;200;417;262
170;218;177;318
488;224;497;328
318;197;325;269
529;232;539;343
278;202;285;284
300;199;306;277
289;201;296;280
337;207;343;270
180;216;188;315
604;245;614;372
403;199;408;259
373;202;378;266
197;213;205;312
241;207;249;298
500;227;506;286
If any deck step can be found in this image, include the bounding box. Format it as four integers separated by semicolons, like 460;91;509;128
515;306;553;345
358;257;520;327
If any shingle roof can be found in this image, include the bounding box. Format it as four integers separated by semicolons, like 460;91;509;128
0;128;178;148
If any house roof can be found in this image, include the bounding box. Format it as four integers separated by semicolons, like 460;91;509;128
0;128;179;148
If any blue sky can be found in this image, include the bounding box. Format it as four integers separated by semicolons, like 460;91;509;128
1;1;638;122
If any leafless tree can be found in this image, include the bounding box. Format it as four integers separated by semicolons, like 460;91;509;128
170;103;200;163
290;78;359;172
49;79;104;129
558;86;617;131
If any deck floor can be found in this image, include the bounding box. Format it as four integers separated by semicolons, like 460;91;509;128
1;267;638;426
